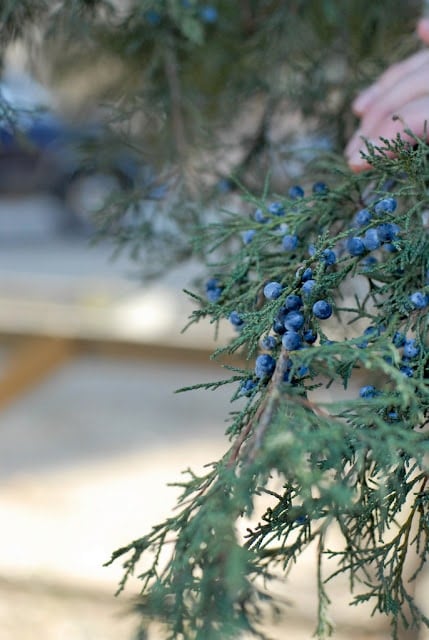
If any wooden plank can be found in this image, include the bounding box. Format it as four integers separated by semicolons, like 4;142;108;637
0;337;77;410
0;331;244;367
0;333;245;411
77;337;241;367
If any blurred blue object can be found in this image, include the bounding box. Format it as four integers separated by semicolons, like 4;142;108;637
0;73;141;233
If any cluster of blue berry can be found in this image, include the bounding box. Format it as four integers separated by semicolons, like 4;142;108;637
392;332;423;378
242;182;327;249
357;383;400;421
345;197;401;259
351;197;427;400
253;195;405;265
357;321;427;408
205;277;223;302
228;273;333;395
301;195;402;267
207;183;338;396
257;285;330;381
246;187;403;277
325;326;424;407
206;184;428;404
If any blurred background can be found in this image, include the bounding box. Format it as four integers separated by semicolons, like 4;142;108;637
0;2;428;639
0;30;233;640
0;141;233;640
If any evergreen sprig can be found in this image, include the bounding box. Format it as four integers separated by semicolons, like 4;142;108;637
106;136;429;639
1;2;428;636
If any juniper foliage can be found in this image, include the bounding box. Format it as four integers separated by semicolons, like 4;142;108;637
106;135;429;638
2;1;429;637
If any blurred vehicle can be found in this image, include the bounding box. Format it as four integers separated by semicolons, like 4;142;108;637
0;73;139;234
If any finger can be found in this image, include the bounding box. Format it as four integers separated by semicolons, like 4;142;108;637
345;128;364;158
353;19;429;116
346;63;429;158
417;17;429;45
352;49;429;116
347;96;429;171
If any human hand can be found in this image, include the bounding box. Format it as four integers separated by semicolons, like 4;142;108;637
346;18;429;171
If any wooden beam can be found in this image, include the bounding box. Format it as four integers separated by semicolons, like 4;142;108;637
0;331;244;367
0;337;77;410
0;332;245;411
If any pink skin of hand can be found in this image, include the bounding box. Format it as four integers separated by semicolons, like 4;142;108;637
345;18;429;172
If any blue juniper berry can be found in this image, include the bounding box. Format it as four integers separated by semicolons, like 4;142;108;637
346;236;366;256
263;281;283;300
321;249;336;265
301;279;316;297
283;294;303;310
363;228;381;251
359;385;378;398
354;208;372;227
282;330;303;351
312;181;328;195
254;354;276;379
284;310;305;331
374;197;397;214
268;201;285;216
409;291;428;309
282;234;299;251
242;229;256;244
229;310;244;327
312;300;333;319
239;379;257;396
261;335;277;350
288;185;304;199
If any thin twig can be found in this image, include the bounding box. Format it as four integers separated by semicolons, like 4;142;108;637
164;40;187;161
244;349;289;464
239;0;256;35
227;348;333;469
226;349;288;468
226;391;267;468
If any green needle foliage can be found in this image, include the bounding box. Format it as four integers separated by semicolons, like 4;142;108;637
1;1;429;637
106;135;429;639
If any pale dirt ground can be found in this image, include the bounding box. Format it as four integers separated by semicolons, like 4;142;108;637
0;202;427;640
